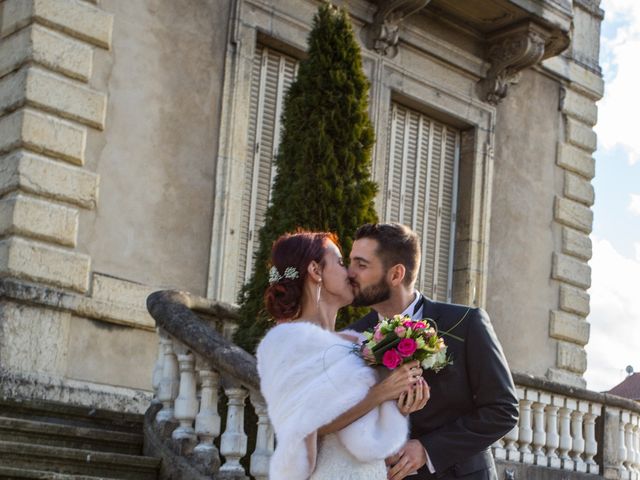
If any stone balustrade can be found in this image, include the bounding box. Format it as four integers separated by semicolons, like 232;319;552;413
151;327;272;479
145;290;640;480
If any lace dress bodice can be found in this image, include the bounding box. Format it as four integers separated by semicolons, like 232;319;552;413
309;433;387;480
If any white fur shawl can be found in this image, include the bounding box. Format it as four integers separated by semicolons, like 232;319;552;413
256;321;409;480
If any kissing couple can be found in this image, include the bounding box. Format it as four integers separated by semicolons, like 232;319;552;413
257;223;519;480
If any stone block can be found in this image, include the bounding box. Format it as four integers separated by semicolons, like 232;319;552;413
0;109;86;165
0;236;90;292
552;253;591;289
28;67;106;128
562;226;592;260
556;341;587;374
565;117;597;153
0;301;71;375
561;87;598;126
0;0;113;49
0;192;78;246
546;367;587;389
549;310;590;346
564;171;594;206
0;24;92;81
556;142;595;179
0;150;98;209
554;196;593;233
543;56;604;100
0;67;106;129
559;284;590;316
91;273;156;310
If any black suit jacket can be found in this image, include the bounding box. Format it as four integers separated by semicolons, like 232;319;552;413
348;297;518;479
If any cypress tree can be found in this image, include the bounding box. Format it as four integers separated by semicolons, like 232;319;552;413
235;3;378;352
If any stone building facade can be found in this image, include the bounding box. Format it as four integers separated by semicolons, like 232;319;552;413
0;0;603;411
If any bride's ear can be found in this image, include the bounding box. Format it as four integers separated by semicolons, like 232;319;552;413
307;261;322;283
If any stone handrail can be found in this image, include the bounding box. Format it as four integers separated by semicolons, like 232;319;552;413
145;290;271;480
145;289;640;479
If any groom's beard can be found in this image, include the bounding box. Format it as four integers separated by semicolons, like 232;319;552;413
351;277;391;307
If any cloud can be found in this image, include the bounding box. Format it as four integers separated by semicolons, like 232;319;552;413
596;0;640;165
629;194;640;215
585;237;640;392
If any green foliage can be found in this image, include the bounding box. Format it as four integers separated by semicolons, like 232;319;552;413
235;3;378;352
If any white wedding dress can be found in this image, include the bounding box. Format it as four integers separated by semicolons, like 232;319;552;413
309;433;387;480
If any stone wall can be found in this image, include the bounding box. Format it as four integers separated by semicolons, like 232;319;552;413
0;0;604;410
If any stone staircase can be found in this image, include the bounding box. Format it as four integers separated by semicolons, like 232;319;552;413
0;398;159;480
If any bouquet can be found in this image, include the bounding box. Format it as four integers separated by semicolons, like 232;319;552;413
361;314;450;372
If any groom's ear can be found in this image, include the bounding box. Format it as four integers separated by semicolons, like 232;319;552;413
388;264;406;286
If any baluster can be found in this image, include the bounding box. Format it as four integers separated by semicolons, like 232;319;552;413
250;393;274;480
571;401;588;472
518;389;534;464
504;424;520;462
172;344;199;449
220;385;249;476
620;411;630;479
156;332;179;423
194;363;221;451
532;393;549;466
628;414;638;480
492;437;506;461
193;359;221;471
151;328;164;403
634;415;640;478
558;398;576;470
625;414;635;479
545;396;563;468
223;319;239;341
584;402;601;474
505;387;524;462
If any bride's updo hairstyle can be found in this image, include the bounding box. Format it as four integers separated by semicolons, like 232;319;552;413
264;231;339;320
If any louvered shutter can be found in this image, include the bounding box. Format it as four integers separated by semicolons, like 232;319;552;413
383;103;460;301
237;45;297;292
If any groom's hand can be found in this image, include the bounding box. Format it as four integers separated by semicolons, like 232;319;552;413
386;440;427;480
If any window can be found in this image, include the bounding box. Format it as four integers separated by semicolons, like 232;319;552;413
237;45;298;291
384;103;460;301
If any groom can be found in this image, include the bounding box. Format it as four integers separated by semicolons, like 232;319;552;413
347;223;518;480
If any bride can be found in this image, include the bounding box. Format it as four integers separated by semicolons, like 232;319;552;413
256;231;429;480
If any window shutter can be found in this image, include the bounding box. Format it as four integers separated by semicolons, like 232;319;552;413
384;103;460;302
237;45;297;292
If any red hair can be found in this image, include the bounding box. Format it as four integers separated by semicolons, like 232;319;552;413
264;231;340;320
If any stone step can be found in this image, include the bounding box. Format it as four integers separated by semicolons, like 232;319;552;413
0;399;143;435
0;441;159;480
0;465;115;479
0;417;143;455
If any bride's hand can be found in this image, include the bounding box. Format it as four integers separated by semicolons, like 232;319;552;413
371;361;421;403
397;377;430;415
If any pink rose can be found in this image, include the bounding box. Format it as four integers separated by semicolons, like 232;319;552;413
382;349;402;369
362;347;374;363
374;329;385;342
394;326;406;337
403;321;413;328
413;322;427;329
397;338;418;357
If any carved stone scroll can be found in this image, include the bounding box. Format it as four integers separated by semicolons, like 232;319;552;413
478;21;570;105
368;0;431;56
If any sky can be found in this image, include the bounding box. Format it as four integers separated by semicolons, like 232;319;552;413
583;0;640;392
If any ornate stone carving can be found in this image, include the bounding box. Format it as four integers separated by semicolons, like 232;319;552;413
478;21;570;105
368;0;431;56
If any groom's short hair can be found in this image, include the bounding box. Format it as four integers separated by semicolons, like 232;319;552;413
355;223;420;286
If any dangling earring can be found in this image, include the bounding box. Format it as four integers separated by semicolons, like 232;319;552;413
316;280;322;305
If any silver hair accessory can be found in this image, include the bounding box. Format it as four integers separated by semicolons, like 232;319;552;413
268;265;300;285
